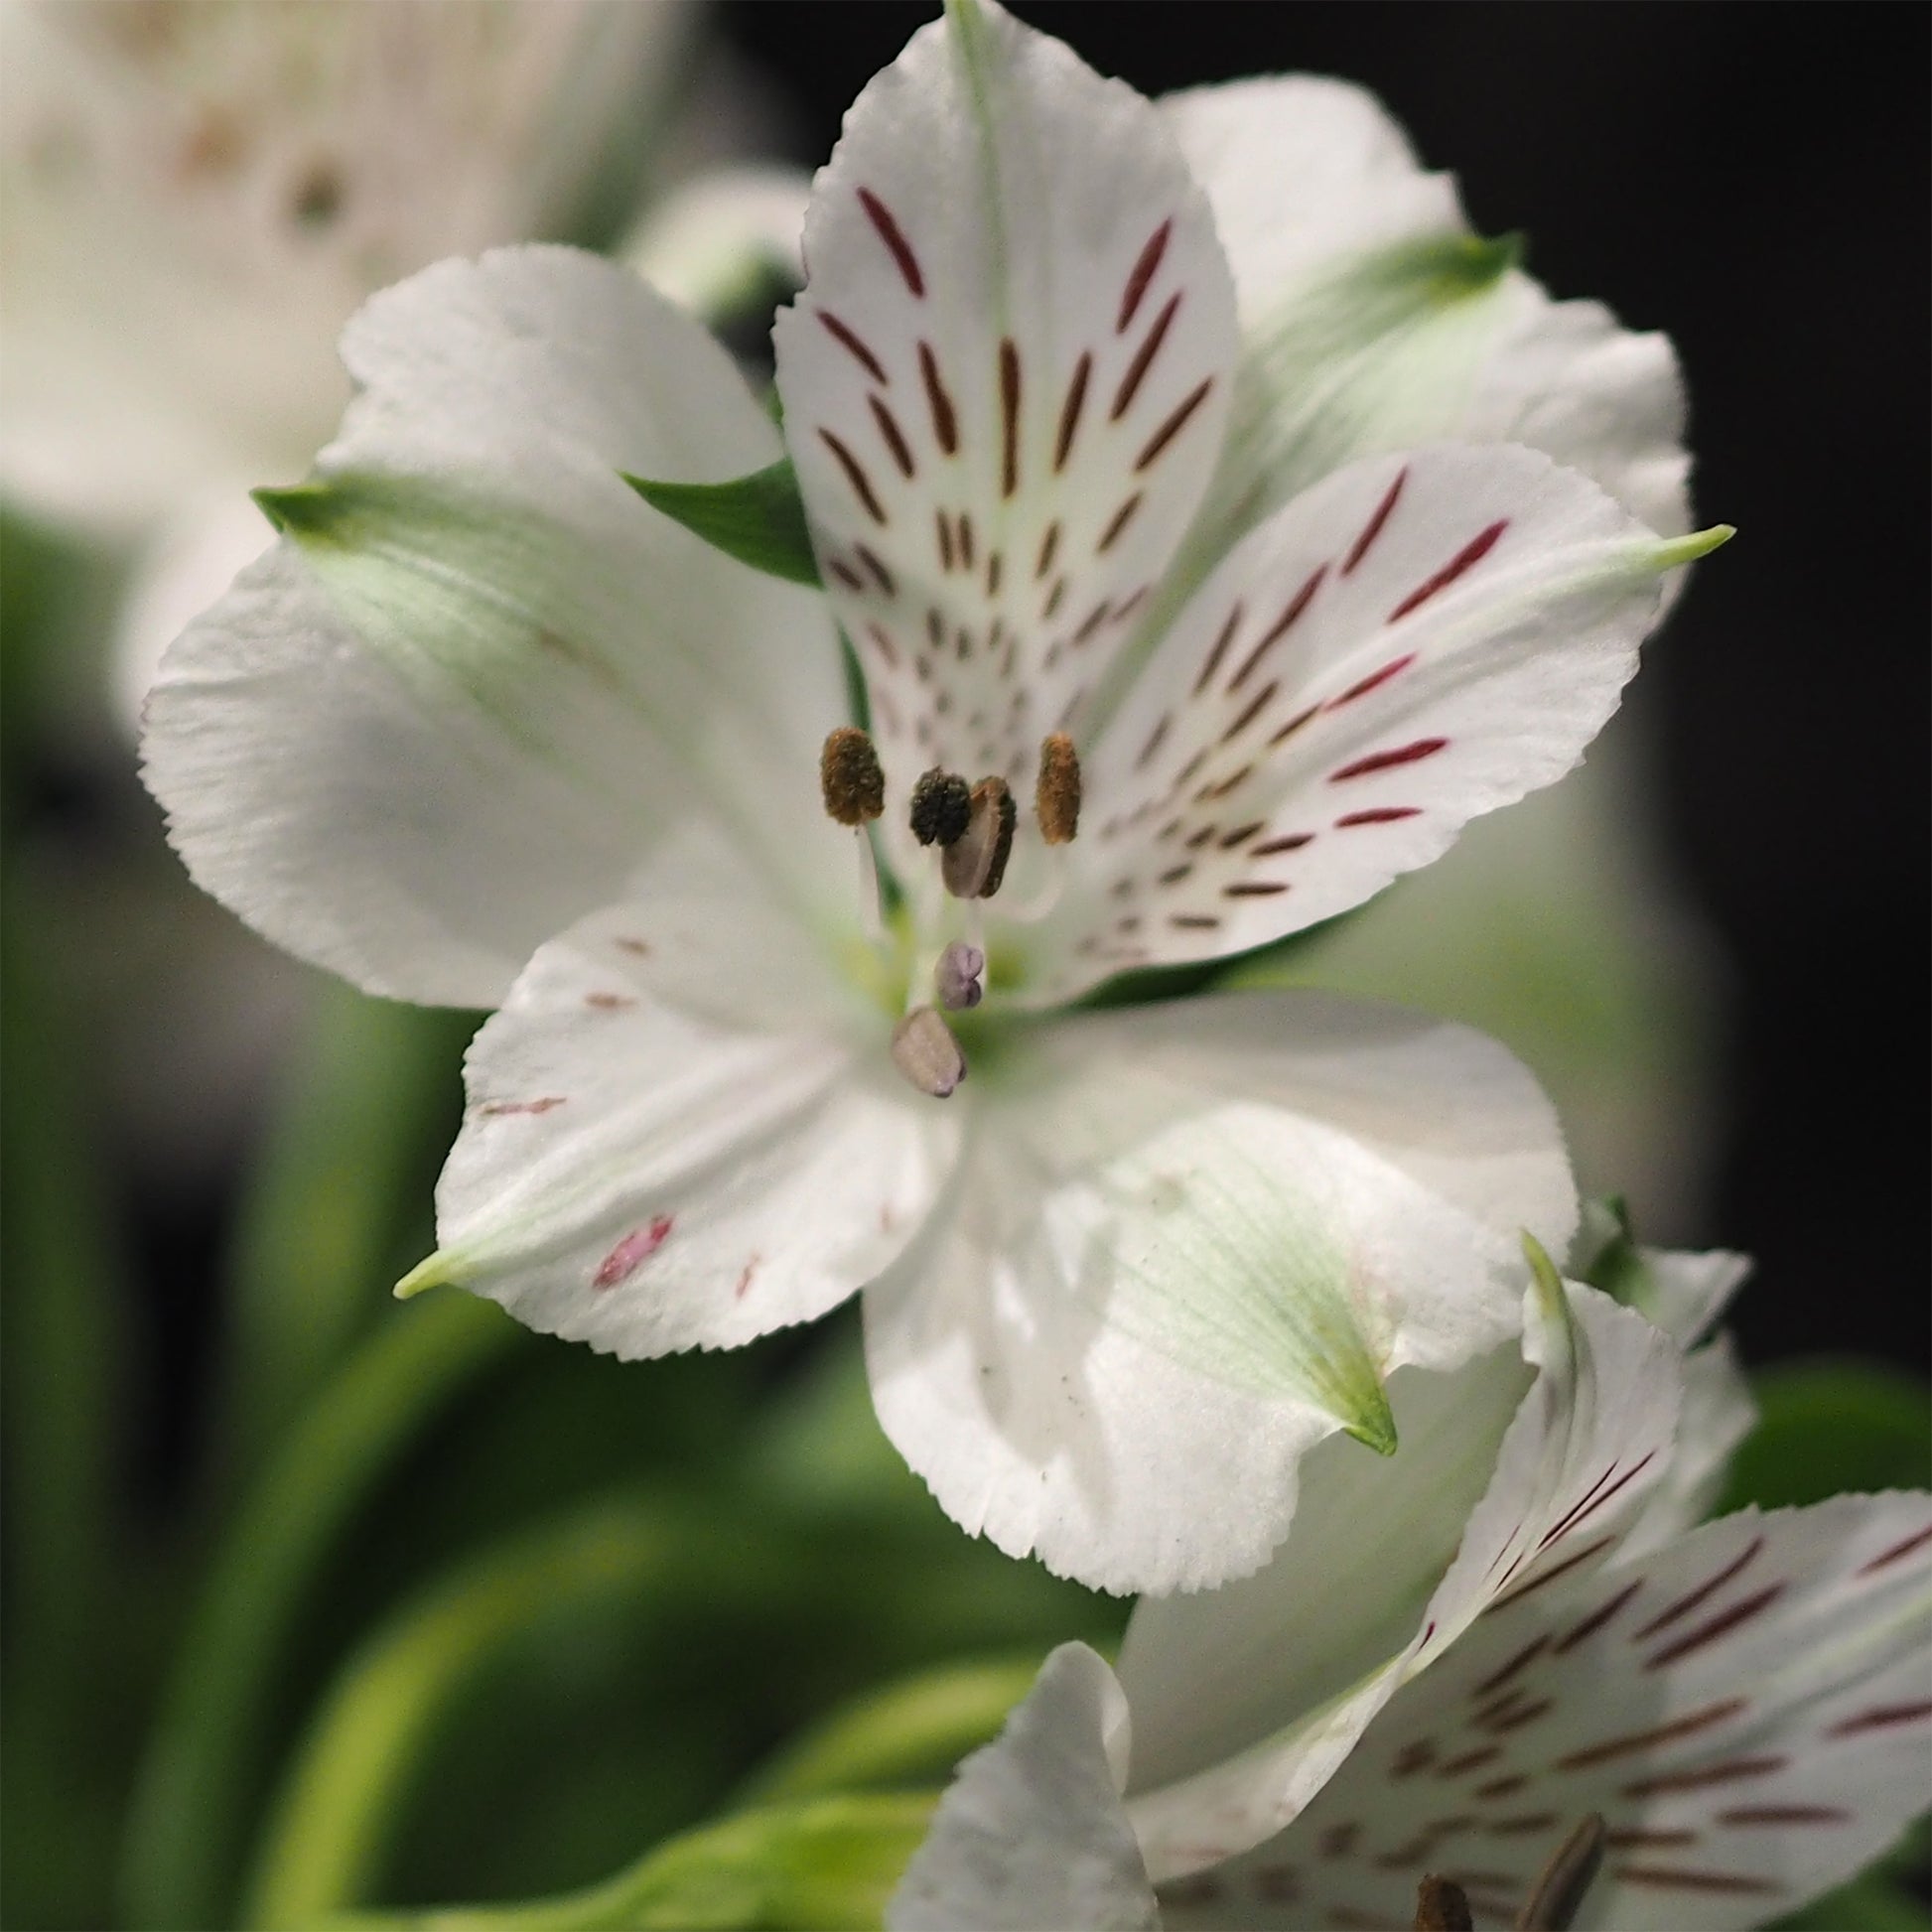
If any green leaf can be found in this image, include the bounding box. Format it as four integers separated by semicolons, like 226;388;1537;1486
621;460;821;588
1768;1870;1932;1931
1720;1359;1932;1514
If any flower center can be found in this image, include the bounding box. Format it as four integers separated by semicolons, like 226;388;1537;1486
819;725;1083;1098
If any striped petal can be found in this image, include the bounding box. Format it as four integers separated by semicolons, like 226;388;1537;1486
1024;444;1720;1004
770;0;1237;855
1203;1493;1932;1931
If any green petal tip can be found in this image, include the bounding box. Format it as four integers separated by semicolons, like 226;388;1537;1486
393;1252;457;1301
1659;523;1735;567
1341;1379;1400;1458
1521;1231;1566;1319
251;483;337;539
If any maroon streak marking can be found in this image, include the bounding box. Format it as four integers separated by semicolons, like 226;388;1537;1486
1720;1807;1849;1827
1098;492;1144;553
818;429;886;523
1135;376;1214;472
827;558;865;593
855;543;897;596
917;342;958;453
1827;1701;1932;1736
1555;1697;1747;1770
1075;601;1112;644
1646;1584;1787;1669
1343;469;1407;574
1473;1774;1528;1799
480;1096;565;1117
935;510;954;572
1136;714;1173;769
817;308;887;382
1117;218;1173;332
1042;576;1068;620
1326;651;1416;709
1329;736;1448;781
1389;519;1508;621
1605;1829;1698;1851
1224;679;1278;744
986;550;1003;597
1194;604;1245;694
1055;353;1092;472
1622;1756;1786;1799
1491;1533;1617;1607
958;511;976;572
1472;1635;1552;1699
1219;821;1265;848
864;623;899;668
1437;1745;1502;1777
1035;520;1062;581
1860;1524;1932;1575
1225;881;1290;897
869;396;915;479
858;188;924;296
1336;806;1420;827
594;1215;673;1289
1253;832;1313;855
1268;704;1320;747
1111;291;1180;420
1614;1866;1782;1896
999;337;1022;497
1170;913;1219;930
1554;1579;1644;1654
1635;1538;1764;1639
1545;1451;1660;1547
584;991;635;1011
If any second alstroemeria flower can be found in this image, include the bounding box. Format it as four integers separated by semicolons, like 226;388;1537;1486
144;0;1725;1593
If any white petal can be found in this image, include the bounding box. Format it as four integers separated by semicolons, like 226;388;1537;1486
889;1643;1158;1932
1031;444;1712;1003
1223;1493;1932;1932
0;0;690;530
622;164;809;318
1622;1332;1757;1559
864;991;1574;1595
770;0;1237;841
142;246;852;1007
1636;1245;1754;1348
406;896;959;1358
1148;77;1689;636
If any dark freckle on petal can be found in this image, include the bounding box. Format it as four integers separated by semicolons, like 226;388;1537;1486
1171;912;1219;930
1035;519;1062;580
1344;467;1408;574
1389;520;1508;621
1118;217;1172;332
917;341;958;454
1158;863;1192;885
593;1214;674;1290
1194;602;1243;694
855;542;897;595
1098;491;1144;553
1252;832;1312;856
999;337;1022;497
1134;376;1213;471
817;308;888;383
828;557;865;592
1042;575;1068;620
868;395;916;479
585;991;636;1011
1111;290;1181;420
817;428;887;524
615;937;651;956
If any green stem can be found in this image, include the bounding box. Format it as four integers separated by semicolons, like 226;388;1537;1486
242;1496;797;1930
218;986;474;1476
120;1292;520;1932
734;1656;1038;1807
308;1794;939;1932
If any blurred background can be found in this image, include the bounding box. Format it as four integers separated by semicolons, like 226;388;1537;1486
2;4;1926;1928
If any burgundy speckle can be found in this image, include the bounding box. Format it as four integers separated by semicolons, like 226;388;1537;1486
594;1215;673;1290
1559;1703;1751;1770
818;428;886;524
1117;218;1172;332
1827;1701;1932;1736
816;308;887;383
1253;832;1313;856
1646;1584;1787;1669
1859;1524;1932;1575
1327;651;1417;710
1111;291;1181;420
1134;376;1213;472
918;342;959;454
1636;1538;1764;1639
1336;806;1422;828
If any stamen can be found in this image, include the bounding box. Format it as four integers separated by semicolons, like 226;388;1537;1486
1035;732;1082;844
908;767;972;847
1414;1876;1472;1931
935;941;985;1011
819;727;885;825
941;776;1017;899
1514;1814;1606;1931
890;1006;966;1098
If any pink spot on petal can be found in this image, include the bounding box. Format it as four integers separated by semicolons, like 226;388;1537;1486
735;1255;761;1300
593;1215;673;1290
480;1096;566;1117
586;992;636;1011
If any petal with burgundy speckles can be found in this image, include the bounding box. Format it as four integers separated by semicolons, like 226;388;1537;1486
1026;443;1720;1006
404;890;960;1357
771;0;1236;855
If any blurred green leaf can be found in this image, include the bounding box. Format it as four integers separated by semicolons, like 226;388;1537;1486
314;1793;934;1932
1769;1871;1932;1930
736;1656;1039;1807
1720;1359;1932;1515
621;461;820;588
121;1294;522;1932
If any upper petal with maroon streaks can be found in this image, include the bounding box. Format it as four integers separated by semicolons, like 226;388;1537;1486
771;0;1237;844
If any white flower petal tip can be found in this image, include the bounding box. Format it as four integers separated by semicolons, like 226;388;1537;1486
1657;522;1735;567
889;1643;1159;1932
392;1253;452;1303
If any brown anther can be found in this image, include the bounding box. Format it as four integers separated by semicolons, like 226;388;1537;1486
1513;1814;1606;1932
890;1006;966;1097
1035;731;1082;844
1414;1876;1473;1931
819;726;885;825
941;776;1017;899
909;766;973;847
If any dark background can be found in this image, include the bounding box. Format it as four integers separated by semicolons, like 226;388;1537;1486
723;0;1932;1373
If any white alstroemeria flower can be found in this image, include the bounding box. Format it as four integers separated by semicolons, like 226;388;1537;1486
142;0;1726;1592
0;0;811;721
893;1258;1932;1931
